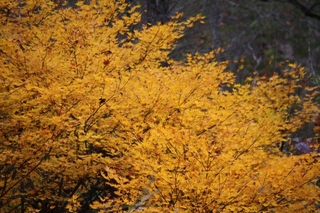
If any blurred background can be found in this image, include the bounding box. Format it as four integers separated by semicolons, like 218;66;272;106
129;0;320;84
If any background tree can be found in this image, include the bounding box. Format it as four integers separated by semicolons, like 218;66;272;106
276;0;320;21
130;0;320;87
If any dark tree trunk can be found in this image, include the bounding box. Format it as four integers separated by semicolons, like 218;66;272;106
146;0;170;24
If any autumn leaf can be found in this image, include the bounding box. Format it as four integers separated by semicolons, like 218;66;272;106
1;0;319;212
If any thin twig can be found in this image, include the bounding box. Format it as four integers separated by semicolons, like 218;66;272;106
307;38;320;88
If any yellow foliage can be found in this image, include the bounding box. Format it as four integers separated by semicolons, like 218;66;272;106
0;0;319;212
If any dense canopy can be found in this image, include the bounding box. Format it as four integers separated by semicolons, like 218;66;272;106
0;0;319;212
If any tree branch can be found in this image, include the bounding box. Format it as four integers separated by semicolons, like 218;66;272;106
286;0;320;21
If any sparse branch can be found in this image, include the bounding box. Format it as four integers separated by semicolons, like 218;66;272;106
289;0;320;20
272;0;320;21
307;38;320;88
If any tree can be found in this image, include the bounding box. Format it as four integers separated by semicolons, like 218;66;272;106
91;57;320;212
274;0;320;21
0;0;319;212
134;0;320;88
0;0;200;211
